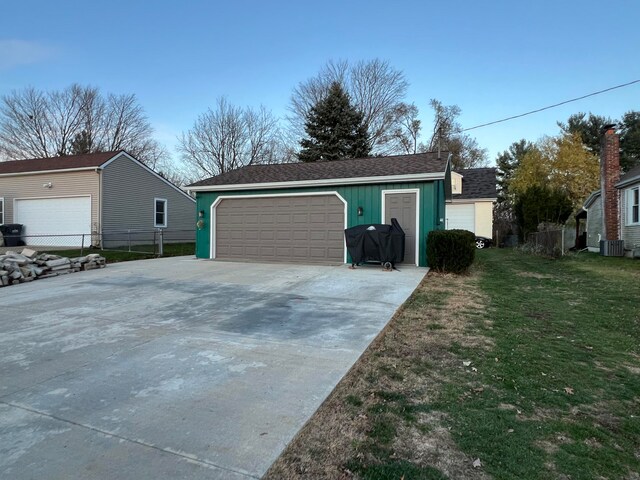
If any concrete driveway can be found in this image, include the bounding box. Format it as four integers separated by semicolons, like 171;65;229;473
0;257;426;479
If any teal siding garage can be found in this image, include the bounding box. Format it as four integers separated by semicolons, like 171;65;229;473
187;153;451;267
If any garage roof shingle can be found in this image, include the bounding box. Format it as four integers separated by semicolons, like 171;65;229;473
0;151;121;175
188;152;449;188
453;168;497;199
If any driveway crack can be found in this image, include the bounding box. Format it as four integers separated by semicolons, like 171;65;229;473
0;400;259;479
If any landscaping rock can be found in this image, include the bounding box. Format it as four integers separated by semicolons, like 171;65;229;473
0;249;107;288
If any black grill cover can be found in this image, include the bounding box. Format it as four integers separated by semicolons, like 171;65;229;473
345;218;405;266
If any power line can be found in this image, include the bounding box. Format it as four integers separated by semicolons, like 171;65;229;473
462;79;640;132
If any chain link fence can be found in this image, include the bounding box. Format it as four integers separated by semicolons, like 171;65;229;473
0;229;195;257
525;227;576;257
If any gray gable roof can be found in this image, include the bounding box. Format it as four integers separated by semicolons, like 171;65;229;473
617;164;640;188
188;152;449;188
453;168;497;199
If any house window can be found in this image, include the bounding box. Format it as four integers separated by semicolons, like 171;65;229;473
629;187;639;225
154;198;167;228
0;197;4;224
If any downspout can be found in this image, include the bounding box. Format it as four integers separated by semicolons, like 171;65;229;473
96;167;102;247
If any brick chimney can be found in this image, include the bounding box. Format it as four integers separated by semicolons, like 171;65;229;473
600;125;620;240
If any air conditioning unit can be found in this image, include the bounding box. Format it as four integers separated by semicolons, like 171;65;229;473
600;240;625;257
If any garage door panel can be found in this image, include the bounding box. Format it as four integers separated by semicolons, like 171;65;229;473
275;230;292;241
309;231;327;241
215;195;344;264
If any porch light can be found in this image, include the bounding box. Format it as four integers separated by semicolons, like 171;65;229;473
357;206;363;216
199;210;205;218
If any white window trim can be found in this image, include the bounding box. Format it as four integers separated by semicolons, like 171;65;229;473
381;189;420;267
0;197;4;225
154;198;168;228
628;186;640;226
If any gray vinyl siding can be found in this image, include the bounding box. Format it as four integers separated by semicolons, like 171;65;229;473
101;154;196;239
0;170;100;230
586;195;603;249
621;184;640;249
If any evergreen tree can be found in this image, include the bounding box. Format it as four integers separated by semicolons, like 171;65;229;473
514;186;573;240
558;112;612;156
298;82;370;162
620;111;640;172
70;130;93;155
495;139;534;204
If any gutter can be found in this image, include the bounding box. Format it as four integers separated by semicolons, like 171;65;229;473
0;166;99;177
184;171;447;192
615;175;640;189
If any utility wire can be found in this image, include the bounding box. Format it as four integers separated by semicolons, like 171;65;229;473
462;79;640;132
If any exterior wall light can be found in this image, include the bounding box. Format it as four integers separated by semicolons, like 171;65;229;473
198;210;205;218
357;206;364;216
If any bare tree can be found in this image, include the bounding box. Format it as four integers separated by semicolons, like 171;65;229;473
288;59;410;155
0;85;89;159
0;84;168;168
178;97;283;180
426;99;488;169
386;103;421;154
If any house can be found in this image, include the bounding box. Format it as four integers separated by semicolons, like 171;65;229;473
446;168;497;240
577;126;640;256
186;152;452;267
0;151;196;247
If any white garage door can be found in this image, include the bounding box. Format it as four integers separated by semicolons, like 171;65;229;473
446;204;475;233
14;197;91;247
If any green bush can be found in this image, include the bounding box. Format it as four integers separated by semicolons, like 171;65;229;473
426;229;475;274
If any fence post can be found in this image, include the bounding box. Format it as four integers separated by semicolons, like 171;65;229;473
128;230;131;252
158;229;164;257
81;234;85;256
561;228;565;256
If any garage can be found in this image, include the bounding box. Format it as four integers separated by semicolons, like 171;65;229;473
213;194;345;264
446;203;475;232
190;152;453;266
14;196;91;246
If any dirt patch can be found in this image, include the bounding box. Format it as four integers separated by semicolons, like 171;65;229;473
625;364;640;375
584;437;603;449
394;421;491;479
264;271;491;479
517;271;553;279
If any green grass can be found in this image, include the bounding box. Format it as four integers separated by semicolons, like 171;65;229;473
260;248;640;480
435;249;640;479
54;242;195;263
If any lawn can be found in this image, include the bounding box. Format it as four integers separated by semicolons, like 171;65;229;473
265;248;640;479
54;242;195;263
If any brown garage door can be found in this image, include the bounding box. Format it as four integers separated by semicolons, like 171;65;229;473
215;195;345;264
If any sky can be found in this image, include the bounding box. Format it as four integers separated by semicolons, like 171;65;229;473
2;0;639;165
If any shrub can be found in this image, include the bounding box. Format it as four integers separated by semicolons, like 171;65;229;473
426;229;475;274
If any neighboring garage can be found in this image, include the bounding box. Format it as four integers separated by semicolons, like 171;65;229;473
15;196;92;245
446;203;475;231
0;151;196;248
446;168;497;238
187;153;453;267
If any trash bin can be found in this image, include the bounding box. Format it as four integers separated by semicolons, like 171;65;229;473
3;224;24;247
345;218;405;269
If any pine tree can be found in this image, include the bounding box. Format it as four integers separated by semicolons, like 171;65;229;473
298;82;370;162
70;130;93;155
